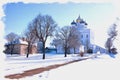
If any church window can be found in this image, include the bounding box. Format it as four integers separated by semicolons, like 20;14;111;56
81;40;83;44
81;35;83;38
86;34;88;38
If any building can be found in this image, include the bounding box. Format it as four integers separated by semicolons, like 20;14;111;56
70;15;106;53
4;38;37;55
71;15;94;52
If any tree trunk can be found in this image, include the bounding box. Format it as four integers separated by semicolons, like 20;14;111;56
64;46;67;57
10;44;14;55
56;46;57;54
56;49;57;54
26;53;29;58
26;43;30;58
108;47;111;53
74;47;76;54
42;42;46;59
26;47;29;58
65;51;67;57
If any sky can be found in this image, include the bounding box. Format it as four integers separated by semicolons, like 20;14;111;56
3;2;120;47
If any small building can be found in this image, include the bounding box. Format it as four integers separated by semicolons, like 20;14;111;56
4;38;37;55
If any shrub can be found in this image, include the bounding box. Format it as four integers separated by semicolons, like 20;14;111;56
80;52;84;57
111;48;117;54
87;49;93;53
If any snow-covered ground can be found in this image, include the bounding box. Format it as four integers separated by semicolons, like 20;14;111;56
4;53;89;77
4;53;120;80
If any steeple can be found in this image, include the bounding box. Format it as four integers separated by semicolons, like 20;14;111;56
76;14;81;23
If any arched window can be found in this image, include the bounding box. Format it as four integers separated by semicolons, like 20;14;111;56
86;34;88;38
81;40;83;44
81;35;83;38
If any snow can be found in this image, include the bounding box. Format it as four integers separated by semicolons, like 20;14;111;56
4;53;120;80
4;53;87;76
0;52;6;80
44;54;120;80
18;39;28;45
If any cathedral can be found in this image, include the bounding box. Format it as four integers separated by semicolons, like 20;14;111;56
71;15;106;53
71;15;94;52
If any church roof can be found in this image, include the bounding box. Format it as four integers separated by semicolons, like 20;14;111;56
71;20;76;25
77;15;81;20
77;15;88;25
71;15;88;26
85;22;88;25
80;20;88;25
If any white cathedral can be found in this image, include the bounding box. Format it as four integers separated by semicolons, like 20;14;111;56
71;15;94;52
70;15;106;53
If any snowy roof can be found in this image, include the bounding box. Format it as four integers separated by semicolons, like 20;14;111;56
6;39;28;45
18;39;28;45
33;43;37;46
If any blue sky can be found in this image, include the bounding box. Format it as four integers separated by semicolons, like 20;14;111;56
3;2;116;46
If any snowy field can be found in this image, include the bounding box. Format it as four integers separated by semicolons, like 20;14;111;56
4;53;89;78
4;53;120;80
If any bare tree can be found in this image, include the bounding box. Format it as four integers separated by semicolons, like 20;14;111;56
105;21;118;53
68;27;81;54
5;32;19;42
105;38;112;53
5;32;19;55
32;14;57;59
54;26;81;57
24;23;37;58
